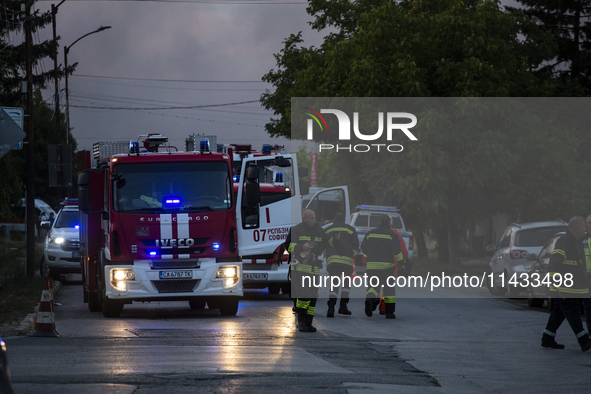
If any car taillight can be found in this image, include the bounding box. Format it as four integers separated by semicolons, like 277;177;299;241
510;249;528;259
408;235;414;250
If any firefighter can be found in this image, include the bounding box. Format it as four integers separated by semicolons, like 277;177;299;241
541;216;591;351
324;211;359;317
361;214;404;319
582;214;591;333
379;227;407;315
288;209;325;332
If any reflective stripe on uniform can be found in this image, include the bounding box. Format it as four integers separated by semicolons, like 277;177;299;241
367;261;395;270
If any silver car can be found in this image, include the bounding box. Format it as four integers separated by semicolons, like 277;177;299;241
42;204;81;280
486;221;567;297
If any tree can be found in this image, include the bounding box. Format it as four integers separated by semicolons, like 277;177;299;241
0;1;74;218
509;0;591;95
261;0;585;265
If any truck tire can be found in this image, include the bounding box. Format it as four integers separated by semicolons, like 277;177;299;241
218;297;239;316
189;299;206;310
102;297;124;318
88;291;102;312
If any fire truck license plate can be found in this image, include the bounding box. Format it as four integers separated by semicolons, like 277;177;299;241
243;273;268;280
159;271;193;279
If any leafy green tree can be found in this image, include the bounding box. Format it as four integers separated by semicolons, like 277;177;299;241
1;1;74;218
509;0;591;95
262;0;583;265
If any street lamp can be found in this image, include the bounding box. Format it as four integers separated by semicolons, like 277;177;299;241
64;25;111;144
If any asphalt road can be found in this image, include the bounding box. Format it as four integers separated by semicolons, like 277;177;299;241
4;275;591;394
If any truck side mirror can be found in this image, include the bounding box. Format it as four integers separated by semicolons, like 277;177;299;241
245;165;259;181
299;166;309;178
299;179;309;196
274;157;291;167
244;165;261;206
78;172;90;212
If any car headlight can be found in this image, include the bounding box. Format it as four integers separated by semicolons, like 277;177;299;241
110;268;137;291
49;237;65;245
215;265;239;287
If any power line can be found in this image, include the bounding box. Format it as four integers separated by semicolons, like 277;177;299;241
37;0;307;4
69;98;260;110
73;74;266;83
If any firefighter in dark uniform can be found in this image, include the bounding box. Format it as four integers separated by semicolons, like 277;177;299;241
361;214;404;319
581;214;591;334
324;211;359;317
288;209;325;332
542;216;591;351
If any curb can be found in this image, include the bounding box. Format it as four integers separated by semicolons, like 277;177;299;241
14;280;62;336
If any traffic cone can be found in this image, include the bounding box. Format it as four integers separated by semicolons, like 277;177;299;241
28;277;61;337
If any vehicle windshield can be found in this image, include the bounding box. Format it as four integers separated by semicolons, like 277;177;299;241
369;214;403;230
113;162;232;213
514;226;568;247
54;210;79;228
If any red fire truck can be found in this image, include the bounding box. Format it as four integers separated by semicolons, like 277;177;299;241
78;135;305;317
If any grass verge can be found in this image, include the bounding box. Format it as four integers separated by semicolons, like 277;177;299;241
0;238;45;335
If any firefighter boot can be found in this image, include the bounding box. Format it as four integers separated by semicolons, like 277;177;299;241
327;298;336;318
365;297;373;317
541;333;564;349
578;334;591;352
338;298;351;315
296;312;307;331
385;302;396;319
299;314;317;333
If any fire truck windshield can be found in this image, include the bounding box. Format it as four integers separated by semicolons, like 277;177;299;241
113;162;231;213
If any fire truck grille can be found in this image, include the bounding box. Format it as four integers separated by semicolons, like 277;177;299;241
151;279;200;293
150;260;201;270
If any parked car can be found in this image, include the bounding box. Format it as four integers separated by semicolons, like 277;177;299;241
351;205;414;273
41;199;81;280
0;198;57;239
486;221;567;297
525;233;565;309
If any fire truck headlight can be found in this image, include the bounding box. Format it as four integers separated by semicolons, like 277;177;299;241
216;266;239;286
111;268;136;290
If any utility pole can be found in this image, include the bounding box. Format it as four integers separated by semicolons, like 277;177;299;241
52;1;65;201
25;2;36;277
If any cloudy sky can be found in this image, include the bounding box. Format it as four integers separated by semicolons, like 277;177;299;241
33;0;326;152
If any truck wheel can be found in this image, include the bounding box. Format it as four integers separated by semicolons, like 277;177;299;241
102;298;124;318
88;291;102;312
189;299;206;310
218;297;239;316
268;285;281;294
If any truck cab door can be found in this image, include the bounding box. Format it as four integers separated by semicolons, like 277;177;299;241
304;186;351;228
236;154;299;258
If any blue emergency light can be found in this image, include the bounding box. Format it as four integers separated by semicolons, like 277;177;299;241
129;141;140;154
275;173;283;182
149;251;157;257
200;139;210;153
212;243;221;251
163;196;182;208
262;144;271;153
233;175;240;182
75;225;80;230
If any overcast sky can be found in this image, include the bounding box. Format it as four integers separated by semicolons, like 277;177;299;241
33;0;326;152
